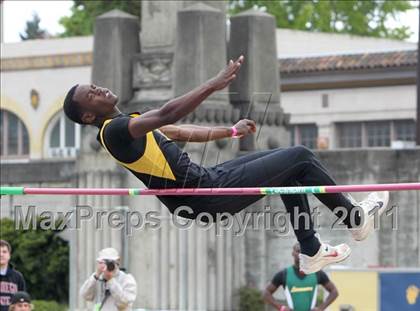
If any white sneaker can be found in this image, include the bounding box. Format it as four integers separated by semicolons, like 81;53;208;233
350;192;389;241
299;242;351;274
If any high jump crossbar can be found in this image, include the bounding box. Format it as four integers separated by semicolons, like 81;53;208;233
0;183;419;196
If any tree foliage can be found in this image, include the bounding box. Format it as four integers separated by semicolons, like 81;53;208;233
229;0;414;40
59;0;142;37
20;13;48;40
238;286;264;311
0;218;69;302
32;300;67;311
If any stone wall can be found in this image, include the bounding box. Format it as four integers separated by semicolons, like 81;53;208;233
317;148;420;269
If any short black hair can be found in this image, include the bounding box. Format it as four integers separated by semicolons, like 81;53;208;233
63;84;84;124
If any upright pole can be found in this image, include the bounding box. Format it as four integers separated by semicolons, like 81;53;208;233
417;3;420;145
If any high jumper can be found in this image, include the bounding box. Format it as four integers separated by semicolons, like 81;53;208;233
61;55;389;274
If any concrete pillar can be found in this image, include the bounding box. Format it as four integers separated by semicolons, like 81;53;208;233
243;203;266;288
196;227;207;309
134;1;228;106
232;228;246;308
160;216;169;308
169;222;179;309
101;171;111;253
85;172;95;287
152;207;161;309
0;1;4;43
207;226;217;310
216;234;225;310
93;172;101;270
74;172;87;309
174;3;228;105
68;194;78;311
229;9;282;151
187;227;196;309
109;180;122;255
229;9;280;107
141;1;226;53
74;152;124;309
179;228;188;309
92;9;140;104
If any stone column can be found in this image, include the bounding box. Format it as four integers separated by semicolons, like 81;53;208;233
0;2;4;43
229;9;284;151
228;8;290;291
141;1;226;53
132;1;228;109
74;152;124;310
174;3;228;105
92;9;140;105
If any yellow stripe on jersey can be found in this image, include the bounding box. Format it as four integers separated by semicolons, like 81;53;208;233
99;114;176;181
290;286;314;293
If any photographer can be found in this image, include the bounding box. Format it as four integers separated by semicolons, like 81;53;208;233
80;248;137;310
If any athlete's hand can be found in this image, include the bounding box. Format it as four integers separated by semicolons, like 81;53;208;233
232;119;256;138
208;55;244;91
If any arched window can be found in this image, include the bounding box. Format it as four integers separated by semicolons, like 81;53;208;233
0;110;30;158
46;112;80;158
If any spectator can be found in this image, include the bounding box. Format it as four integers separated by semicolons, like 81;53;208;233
0;240;26;311
80;248;137;310
8;292;32;311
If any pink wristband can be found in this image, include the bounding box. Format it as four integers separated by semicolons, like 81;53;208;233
231;126;238;137
279;306;286;311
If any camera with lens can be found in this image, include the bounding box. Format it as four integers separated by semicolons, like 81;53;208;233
104;259;116;272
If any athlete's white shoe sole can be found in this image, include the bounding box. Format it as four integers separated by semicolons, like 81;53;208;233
299;242;351;274
350;191;389;241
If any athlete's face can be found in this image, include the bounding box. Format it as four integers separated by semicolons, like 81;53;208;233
73;84;118;124
292;244;300;266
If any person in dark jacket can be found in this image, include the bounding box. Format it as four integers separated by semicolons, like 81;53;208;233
0;240;26;311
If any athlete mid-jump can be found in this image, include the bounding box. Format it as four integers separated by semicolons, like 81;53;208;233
63;55;389;274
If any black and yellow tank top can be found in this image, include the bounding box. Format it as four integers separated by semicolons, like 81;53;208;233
96;113;208;189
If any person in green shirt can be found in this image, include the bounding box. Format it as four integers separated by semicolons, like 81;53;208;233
263;243;338;311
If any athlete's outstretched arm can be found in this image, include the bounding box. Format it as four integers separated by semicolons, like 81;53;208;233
159;119;256;142
128;55;244;139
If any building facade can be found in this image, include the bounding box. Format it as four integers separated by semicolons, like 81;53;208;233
281;50;417;149
1;34;416;162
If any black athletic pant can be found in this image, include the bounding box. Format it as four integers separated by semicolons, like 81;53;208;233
169;146;357;254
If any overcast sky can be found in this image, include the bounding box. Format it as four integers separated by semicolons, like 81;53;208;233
1;0;419;43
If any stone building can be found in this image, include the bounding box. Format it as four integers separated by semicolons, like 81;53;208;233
1;1;419;310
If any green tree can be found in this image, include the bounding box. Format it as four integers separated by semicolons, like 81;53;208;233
0;218;69;302
238;286;264;311
229;0;414;40
59;0;142;37
19;12;48;40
